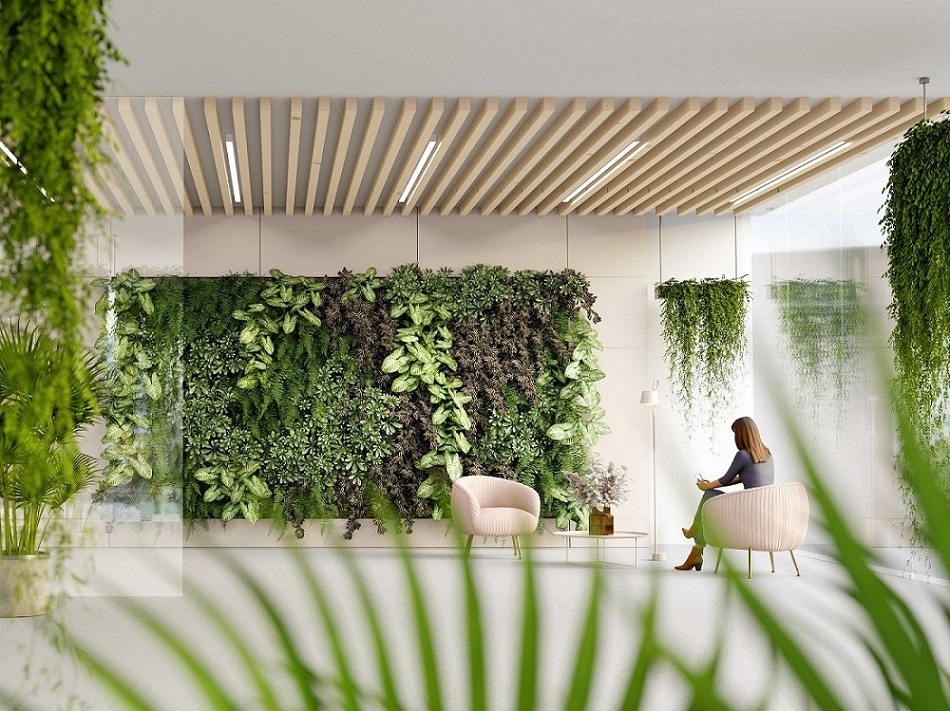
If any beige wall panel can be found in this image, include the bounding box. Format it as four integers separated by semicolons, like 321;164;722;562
113;214;185;276
184;214;261;276
566;214;652;277
587;276;649;349
593;346;654;542
659;213;739;280
79;218;112;278
418;215;566;271
262;214;417;276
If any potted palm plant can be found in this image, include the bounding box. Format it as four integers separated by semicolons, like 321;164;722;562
0;322;100;616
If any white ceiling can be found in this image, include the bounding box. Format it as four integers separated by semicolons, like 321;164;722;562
106;1;950;100
96;1;950;216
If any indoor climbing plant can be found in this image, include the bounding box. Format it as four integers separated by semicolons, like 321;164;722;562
768;277;866;418
657;277;751;428
0;1;121;339
882;112;950;499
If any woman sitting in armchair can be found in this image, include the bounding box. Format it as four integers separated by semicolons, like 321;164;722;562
675;416;774;571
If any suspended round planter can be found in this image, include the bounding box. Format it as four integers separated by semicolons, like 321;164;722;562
0;552;51;617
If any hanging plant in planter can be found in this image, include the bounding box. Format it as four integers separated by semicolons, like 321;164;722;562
656;277;751;428
768;278;866;419
881;111;950;505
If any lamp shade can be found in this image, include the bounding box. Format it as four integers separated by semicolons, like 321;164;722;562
640;380;660;406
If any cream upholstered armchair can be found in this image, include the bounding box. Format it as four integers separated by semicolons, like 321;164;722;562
702;482;810;579
451;476;540;558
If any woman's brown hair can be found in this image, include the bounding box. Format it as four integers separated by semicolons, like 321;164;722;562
732;416;770;463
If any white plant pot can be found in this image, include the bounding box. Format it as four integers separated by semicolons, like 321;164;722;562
0;552;51;617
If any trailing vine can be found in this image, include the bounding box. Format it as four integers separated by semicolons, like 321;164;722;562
0;1;121;341
657;277;751;429
881;112;950;516
768;278;866;421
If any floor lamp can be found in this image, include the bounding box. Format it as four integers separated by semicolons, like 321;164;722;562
640;381;663;561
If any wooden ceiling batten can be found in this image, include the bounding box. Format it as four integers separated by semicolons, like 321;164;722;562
321;97;359;215
400;98;471;215
458;97;555;216
117;98;175;215
674;97;840;215
95;164;135;216
653;98;811;215
343;97;386;216
285;97;303;215
203;98;234;216
92;94;950;217
500;97;615;216
697;97;878;214
145;97;191;215
364;98;416;215
102;107;157;216
260;98;273;215
232;98;254;216
181;103;212;215
304;98;331;216
616;98;756;216
633;97;783;215
383;98;445;215
694;97;869;214
580;97;725;217
421;97;499;215
84;167;117;215
481;98;587;215
527;98;642;216
571;97;699;216
439;97;528;215
732;97;945;214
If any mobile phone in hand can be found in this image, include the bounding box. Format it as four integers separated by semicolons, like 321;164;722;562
694;473;705;482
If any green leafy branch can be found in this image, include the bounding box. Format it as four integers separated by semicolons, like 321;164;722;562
194;461;271;525
232;270;325;390
545;316;609;446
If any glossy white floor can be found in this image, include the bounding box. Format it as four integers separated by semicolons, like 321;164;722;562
2;543;948;710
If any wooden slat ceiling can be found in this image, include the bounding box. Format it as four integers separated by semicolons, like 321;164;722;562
91;96;949;218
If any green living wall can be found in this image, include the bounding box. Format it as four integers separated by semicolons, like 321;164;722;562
96;264;606;537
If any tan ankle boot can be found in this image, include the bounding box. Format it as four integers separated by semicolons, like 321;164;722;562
674;545;704;571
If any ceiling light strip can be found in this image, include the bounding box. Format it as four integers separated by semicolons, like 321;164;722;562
562;140;646;204
225;135;242;204
399;138;440;204
730;140;851;205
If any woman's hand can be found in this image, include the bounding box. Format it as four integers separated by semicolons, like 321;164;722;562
696;479;715;492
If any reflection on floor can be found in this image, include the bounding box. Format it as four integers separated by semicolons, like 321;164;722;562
3;544;948;710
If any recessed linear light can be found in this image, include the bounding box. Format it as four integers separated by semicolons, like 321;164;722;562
0;139;28;175
224;135;242;204
1;138;53;201
562;140;647;204
731;141;852;206
399;138;440;204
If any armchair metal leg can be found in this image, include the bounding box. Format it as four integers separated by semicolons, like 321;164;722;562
790;549;801;576
747;549;753;579
464;535;473;557
513;536;522;559
714;548;724;573
769;551;775;573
